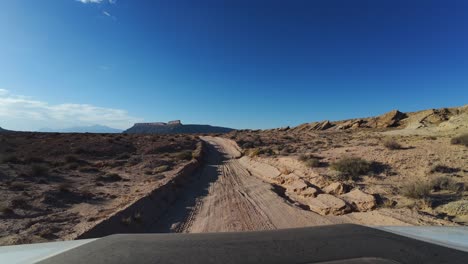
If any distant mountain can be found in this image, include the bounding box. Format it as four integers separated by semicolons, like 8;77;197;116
38;125;123;133
124;120;234;134
0;126;9;133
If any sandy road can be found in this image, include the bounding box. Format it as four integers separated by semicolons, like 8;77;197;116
152;136;339;233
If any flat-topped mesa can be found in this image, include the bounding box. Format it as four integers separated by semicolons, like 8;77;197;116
124;120;234;134
134;120;182;127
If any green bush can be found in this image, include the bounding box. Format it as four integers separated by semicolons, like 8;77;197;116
330;157;371;180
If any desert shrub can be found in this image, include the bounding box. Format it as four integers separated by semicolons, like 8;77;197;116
1;154;21;164
154;165;169;173
64;155;80;163
175;151;193;161
128;156;143;165
57;183;72;193
10;197;28;209
10;182;27;191
430;164;460;174
451;134;468;146
401;181;432;199
0;204;14;215
440;200;468;216
383;139;402;150
30;164;49;177
430;176;463;193
116;153;131;160
241;142;254;149
121;216;132;225
330;157;371;180
304;158;320;168
247;148;260;157
78;166;100;173
133;212;143;222
299;154;321;168
24;156;45;164
97;173;123;182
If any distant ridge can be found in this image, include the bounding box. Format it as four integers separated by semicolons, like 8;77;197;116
124;120;234;134
38;125;123;133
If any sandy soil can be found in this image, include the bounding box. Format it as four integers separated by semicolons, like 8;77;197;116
0;133;199;245
152;137;454;233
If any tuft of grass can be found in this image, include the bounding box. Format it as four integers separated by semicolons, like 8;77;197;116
247;148;260;157
299;154;321;168
121;216;132;226
10;182;27;191
0;204;14;215
401;181;432;199
154;165;169;173
451;134;468;146
430;176;463;193
330;157;371;180
440;200;468;216
64;155;80;163
97;173;123;182
383;139;402;150
10;197;28;209
175;151;193;161
57;183;72;193
1;154;21;164
30;164;49;177
430;164;460;174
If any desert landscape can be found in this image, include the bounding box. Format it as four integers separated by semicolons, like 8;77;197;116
0;105;467;246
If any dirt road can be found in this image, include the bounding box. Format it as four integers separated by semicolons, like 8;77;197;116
152;136;454;233
152;137;341;233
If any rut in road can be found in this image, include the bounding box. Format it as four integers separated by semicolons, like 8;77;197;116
151;136;338;233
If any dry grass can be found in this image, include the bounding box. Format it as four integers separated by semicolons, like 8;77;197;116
430;176;463;193
30;164;49;177
330;157;371;180
451;133;468;146
154;165;170;173
383;139;402;150
401;181;432;199
97;173;123;182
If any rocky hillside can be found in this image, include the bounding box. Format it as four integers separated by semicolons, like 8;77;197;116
0;127;11;133
287;105;468;133
124;121;234;134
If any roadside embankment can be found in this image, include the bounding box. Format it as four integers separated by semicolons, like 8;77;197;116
77;141;206;239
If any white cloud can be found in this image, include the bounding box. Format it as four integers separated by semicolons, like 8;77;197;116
76;0;116;4
0;89;143;131
103;11;111;17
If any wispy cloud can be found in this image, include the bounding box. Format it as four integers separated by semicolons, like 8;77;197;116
102;10;116;20
0;89;142;131
77;0;116;4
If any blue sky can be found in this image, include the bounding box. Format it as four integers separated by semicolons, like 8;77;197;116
0;0;467;131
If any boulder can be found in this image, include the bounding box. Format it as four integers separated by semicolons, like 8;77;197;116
340;189;376;212
286;178;308;193
300;187;319;198
323;182;348;195
315;120;334;130
374;110;406;128
307;194;351;216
